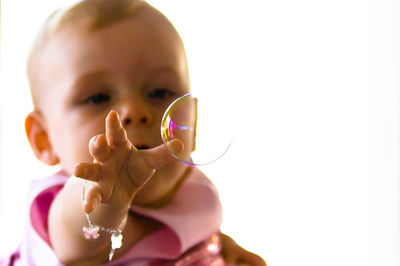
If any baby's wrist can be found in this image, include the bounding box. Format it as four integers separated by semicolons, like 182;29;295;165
81;181;129;230
85;202;129;229
81;204;128;261
81;181;129;261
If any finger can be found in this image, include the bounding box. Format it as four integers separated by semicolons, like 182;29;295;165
83;183;102;214
140;139;184;169
105;110;130;149
73;163;101;181
89;134;111;162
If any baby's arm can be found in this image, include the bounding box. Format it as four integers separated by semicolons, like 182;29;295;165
48;111;182;264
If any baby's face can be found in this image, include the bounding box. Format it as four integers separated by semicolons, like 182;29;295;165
35;8;190;200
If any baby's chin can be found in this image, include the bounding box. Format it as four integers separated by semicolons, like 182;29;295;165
133;160;190;207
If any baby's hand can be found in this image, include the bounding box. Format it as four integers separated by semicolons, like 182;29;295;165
73;110;182;213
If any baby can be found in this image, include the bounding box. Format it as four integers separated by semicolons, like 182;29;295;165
2;0;266;265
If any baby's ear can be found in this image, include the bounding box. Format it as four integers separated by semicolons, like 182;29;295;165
25;111;59;166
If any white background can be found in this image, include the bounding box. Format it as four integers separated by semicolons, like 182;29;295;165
1;0;399;265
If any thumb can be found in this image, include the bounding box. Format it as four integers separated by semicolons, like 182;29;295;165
140;139;184;169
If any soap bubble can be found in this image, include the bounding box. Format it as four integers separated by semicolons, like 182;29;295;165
161;93;233;166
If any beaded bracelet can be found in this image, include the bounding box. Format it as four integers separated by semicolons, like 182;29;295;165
81;181;124;261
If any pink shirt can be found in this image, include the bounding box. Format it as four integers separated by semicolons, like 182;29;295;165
1;167;224;266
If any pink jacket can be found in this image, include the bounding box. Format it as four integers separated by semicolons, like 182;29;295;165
1;167;224;265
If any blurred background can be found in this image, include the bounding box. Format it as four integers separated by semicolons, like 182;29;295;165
1;0;399;265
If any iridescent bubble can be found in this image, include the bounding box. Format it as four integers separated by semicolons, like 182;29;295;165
161;93;233;166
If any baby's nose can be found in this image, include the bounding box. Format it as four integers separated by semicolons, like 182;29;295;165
123;116;149;126
119;100;152;127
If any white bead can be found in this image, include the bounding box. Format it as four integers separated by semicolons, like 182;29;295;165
111;232;123;249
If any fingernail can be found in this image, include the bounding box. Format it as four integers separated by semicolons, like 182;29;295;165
94;136;101;147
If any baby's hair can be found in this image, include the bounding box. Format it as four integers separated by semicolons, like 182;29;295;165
26;0;151;109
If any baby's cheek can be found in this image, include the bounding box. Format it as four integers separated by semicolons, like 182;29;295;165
61;146;92;176
161;159;189;181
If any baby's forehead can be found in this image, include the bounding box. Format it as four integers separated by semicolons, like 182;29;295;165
28;0;185;109
30;0;154;65
48;0;159;36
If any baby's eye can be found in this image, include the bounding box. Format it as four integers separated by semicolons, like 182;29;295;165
84;93;111;104
148;88;173;99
